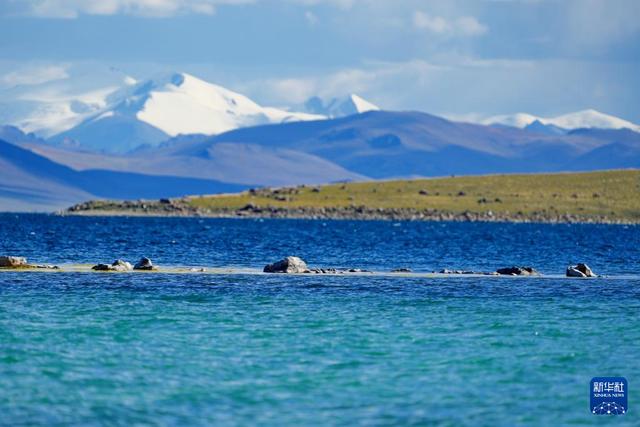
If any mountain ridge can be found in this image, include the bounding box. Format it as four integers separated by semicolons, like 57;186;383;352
483;109;640;132
0;138;248;212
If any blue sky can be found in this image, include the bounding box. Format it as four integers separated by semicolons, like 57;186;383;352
1;0;639;121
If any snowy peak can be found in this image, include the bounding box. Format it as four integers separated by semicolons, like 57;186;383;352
47;71;327;152
483;113;539;129
99;71;324;137
125;72;261;136
484;109;640;132
349;94;380;114
550;109;639;131
303;94;380;118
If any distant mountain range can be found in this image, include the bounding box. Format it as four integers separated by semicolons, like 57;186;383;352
2;70;638;154
3;109;639;211
1;71;639;211
203;110;640;178
0;71;379;153
482;109;640;133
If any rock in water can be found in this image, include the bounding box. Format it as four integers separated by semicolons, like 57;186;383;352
566;263;595;277
0;256;28;268
566;267;586;277
264;256;309;273
496;266;539;276
134;257;155;270
112;260;133;271
92;260;133;271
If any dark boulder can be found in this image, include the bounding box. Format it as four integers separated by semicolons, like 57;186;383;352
264;256;310;273
0;256;28;268
566;263;596;277
112;260;133;271
92;259;133;272
134;257;155;270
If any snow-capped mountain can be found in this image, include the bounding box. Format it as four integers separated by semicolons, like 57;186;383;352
483;109;640;132
105;72;324;137
303;94;380;118
48;72;326;152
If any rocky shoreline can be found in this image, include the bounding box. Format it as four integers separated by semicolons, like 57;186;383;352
65;199;636;225
0;255;598;278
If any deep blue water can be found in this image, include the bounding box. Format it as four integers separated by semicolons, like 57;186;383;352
1;214;639;426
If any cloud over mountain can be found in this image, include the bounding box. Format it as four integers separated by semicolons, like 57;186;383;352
2;0;256;18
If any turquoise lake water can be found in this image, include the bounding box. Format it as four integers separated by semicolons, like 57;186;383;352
1;214;639;426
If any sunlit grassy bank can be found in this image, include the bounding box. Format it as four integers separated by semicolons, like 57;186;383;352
68;170;640;223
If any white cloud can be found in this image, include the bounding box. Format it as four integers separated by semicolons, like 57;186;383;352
238;55;595;117
239;59;443;105
413;11;449;34
304;10;318;26
2;0;369;18
7;0;255;18
289;0;358;9
0;65;69;87
413;11;487;37
455;16;487;36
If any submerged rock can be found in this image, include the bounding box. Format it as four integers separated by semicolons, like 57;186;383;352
392;268;412;273
0;256;28;268
566;263;596;277
309;268;338;274
566;267;586;277
438;269;497;275
92;260;133;272
134;257;155;270
264;256;309;273
496;266;539;276
33;264;59;269
112;260;133;271
439;269;472;274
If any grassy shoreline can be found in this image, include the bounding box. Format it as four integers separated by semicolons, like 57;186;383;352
65;170;640;224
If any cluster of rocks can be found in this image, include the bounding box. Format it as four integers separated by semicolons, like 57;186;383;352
495;266;539;276
68;199;199;216
438;269;499;276
92;257;156;271
1;254;599;278
430;267;537;276
0;255;58;269
262;257;598;278
263;256;371;274
439;265;597;277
